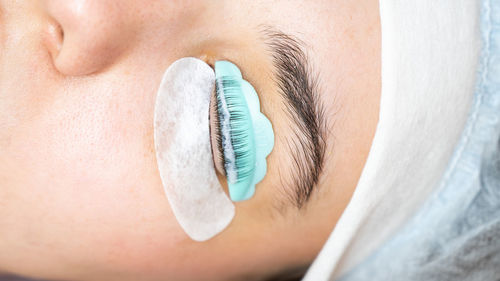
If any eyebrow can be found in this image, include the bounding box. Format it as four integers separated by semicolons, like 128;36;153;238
261;28;328;209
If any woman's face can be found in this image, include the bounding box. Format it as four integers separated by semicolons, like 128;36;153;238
0;1;380;280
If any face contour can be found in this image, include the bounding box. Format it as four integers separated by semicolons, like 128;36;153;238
0;1;380;280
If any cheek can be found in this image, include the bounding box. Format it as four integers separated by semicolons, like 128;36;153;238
0;72;198;277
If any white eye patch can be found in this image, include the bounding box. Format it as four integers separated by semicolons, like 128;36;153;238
154;57;235;241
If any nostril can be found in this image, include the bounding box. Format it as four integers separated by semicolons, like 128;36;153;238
43;19;64;61
41;1;140;76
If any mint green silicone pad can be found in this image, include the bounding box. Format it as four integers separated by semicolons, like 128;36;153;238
214;61;275;202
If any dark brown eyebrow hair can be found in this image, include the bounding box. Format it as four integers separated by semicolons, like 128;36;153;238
261;27;328;209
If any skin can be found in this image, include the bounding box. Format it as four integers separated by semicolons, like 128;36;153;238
0;1;380;281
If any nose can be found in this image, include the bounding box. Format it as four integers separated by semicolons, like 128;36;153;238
42;0;139;76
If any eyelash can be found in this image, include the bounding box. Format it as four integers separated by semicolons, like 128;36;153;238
210;77;255;184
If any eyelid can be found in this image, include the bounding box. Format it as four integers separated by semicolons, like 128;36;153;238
209;85;225;176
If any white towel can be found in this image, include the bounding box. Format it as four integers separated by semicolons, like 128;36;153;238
303;1;481;280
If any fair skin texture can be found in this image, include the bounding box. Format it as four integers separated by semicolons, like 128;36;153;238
0;1;380;281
